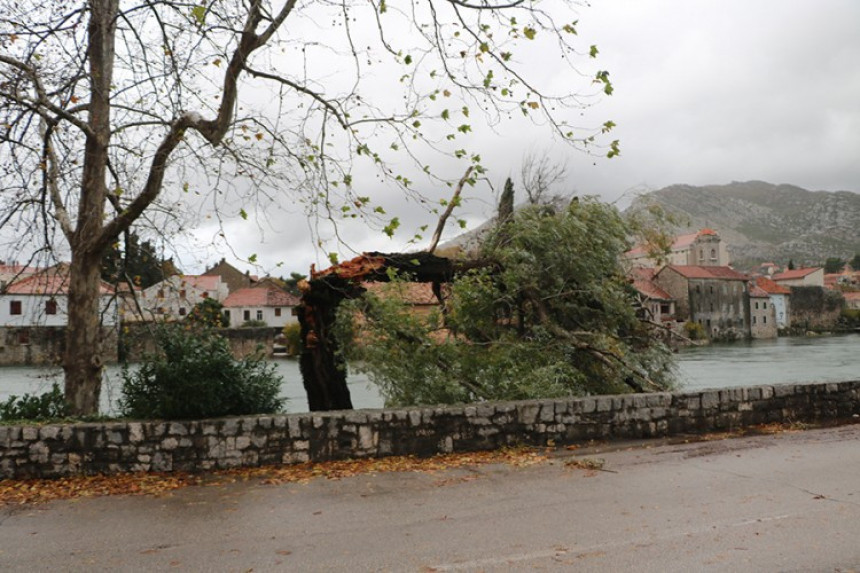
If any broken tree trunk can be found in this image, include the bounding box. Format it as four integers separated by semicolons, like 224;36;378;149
297;251;480;411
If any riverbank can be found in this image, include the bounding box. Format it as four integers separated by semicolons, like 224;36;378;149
2;333;857;415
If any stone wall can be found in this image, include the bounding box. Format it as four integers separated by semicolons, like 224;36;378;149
0;326;118;366
2;380;859;479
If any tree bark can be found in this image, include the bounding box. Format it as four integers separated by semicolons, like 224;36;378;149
63;254;105;415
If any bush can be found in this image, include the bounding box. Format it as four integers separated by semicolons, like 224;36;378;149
282;323;302;355
120;325;285;420
683;321;706;340
0;383;68;422
241;319;268;328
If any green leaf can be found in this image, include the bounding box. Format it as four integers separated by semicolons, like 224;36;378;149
248;254;257;264
441;109;450;120
523;27;536;40
328;253;339;265
191;4;206;26
404;54;412;65
589;45;599;58
457;124;471;133
239;208;248;220
383;217;401;238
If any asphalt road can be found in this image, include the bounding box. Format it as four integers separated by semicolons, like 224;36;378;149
3;424;860;572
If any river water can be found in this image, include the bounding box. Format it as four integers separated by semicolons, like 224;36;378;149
1;333;857;415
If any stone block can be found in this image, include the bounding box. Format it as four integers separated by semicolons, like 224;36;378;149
518;404;539;425
22;426;38;441
595;397;613;413
39;426;60;441
235;436;252;450
358;426;375;450
161;437;179;451
128;423;144;443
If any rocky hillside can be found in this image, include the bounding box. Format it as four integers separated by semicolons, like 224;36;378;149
624;181;860;269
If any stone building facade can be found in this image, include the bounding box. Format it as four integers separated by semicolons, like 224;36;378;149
654;265;751;340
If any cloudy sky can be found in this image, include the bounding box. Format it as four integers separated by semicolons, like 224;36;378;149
184;0;860;277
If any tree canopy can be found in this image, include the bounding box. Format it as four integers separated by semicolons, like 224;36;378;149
335;197;676;407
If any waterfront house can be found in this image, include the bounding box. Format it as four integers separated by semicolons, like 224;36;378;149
653;265;750;340
0;264;117;327
629;267;676;323
749;284;777;339
754;277;792;328
222;286;300;328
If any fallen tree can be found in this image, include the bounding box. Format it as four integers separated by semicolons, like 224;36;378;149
298;196;677;411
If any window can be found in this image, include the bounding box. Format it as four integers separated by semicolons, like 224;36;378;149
157;307;165;314
17;330;29;345
45;300;58;315
223;310;230;322
243;310;250;321
755;302;759;309
753;316;757;325
274;308;282;317
763;302;767;309
179;289;186;298
157;289;165;299
763;316;767;324
709;303;714;312
178;307;187;316
710;248;716;260
709;286;714;294
10;300;22;315
256;310;263;321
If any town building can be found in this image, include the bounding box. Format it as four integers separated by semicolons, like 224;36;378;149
771;267;824;288
749;284;777;339
754;277;791;328
222;286;300;328
629;267;676;323
202;258;257;294
136;275;229;321
653;265;750;340
625;228;730;268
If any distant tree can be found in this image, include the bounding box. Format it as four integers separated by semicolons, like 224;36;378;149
282;272;307;296
824;257;846;274
788;259;796;270
101;232;176;289
498;178;515;225
850;254;860;272
187;298;227;328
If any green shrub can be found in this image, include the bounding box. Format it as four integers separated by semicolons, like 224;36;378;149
0;383;68;422
684;321;707;340
282;323;302;355
120;325;285;420
241;319;268;328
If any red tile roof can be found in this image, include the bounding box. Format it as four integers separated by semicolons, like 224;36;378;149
6;264;114;295
771;267;821;281
660;265;749;281
180;275;222;291
754;276;791;295
223;287;300;308
632;278;673;301
749;285;769;298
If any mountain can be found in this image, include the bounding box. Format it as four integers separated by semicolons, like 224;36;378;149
624;181;860;269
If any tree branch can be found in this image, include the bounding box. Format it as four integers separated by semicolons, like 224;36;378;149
426;166;473;254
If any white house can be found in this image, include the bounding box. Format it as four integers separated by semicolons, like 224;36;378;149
0;264;118;327
222;286;300;328
136;275;229;322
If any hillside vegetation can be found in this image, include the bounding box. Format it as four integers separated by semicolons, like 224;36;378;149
625;181;860;269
